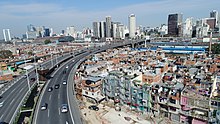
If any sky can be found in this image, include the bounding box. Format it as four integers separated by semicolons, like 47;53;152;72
0;0;220;39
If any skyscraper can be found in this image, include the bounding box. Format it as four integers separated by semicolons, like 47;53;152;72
168;13;183;37
2;29;11;41
183;17;193;38
112;22;120;39
100;21;106;38
129;14;136;38
26;24;38;39
105;16;112;37
44;28;50;37
93;22;100;38
66;26;76;38
210;10;219;27
27;24;36;32
117;24;125;39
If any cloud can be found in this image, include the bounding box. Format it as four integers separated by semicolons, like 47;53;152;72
0;0;219;38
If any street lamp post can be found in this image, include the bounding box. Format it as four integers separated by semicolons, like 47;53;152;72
34;55;39;85
50;53;53;68
24;56;31;92
56;53;58;64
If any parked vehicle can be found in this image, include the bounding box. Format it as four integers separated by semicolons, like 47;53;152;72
88;105;99;111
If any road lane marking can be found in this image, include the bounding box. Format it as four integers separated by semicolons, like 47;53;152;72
19;88;24;93
58;108;60;115
10;98;15;105
58;93;60;99
48;109;50;117
0;114;3;120
11;89;15;93
49;95;51;100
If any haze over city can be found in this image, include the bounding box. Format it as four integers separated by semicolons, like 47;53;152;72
0;0;220;39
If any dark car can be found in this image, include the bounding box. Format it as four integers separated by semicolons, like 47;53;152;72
48;87;53;92
88;105;99;111
23;75;27;78
0;122;8;124
54;84;60;89
31;78;36;82
0;96;2;99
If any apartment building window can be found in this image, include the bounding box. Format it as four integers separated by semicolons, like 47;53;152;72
170;98;176;104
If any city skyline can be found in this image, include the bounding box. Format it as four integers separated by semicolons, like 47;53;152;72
0;0;220;39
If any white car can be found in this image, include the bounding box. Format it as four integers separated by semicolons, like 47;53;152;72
0;101;4;108
41;103;48;110
61;104;68;113
66;66;69;69
62;80;67;85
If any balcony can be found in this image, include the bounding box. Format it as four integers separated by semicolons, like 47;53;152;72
160;107;168;112
169;108;179;114
168;102;181;108
180;110;190;116
189;111;209;121
158;97;168;105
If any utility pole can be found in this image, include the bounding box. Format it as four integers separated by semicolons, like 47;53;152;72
24;56;31;92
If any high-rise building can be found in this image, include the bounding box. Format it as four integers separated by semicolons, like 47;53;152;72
27;24;36;32
183;17;193;38
93;22;100;38
2;29;11;41
205;18;216;29
116;24;125;39
210;10;219;27
129;14;136;38
195;19;209;38
112;23;117;39
26;31;37;39
26;24;38;39
159;24;168;36
112;22;121;39
44;28;50;37
50;28;53;37
168;13;183;37
106;16;112;37
66;26;76;38
100;21;106;38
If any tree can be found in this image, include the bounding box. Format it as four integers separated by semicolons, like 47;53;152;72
211;44;220;54
27;51;33;56
44;39;51;44
0;50;13;59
